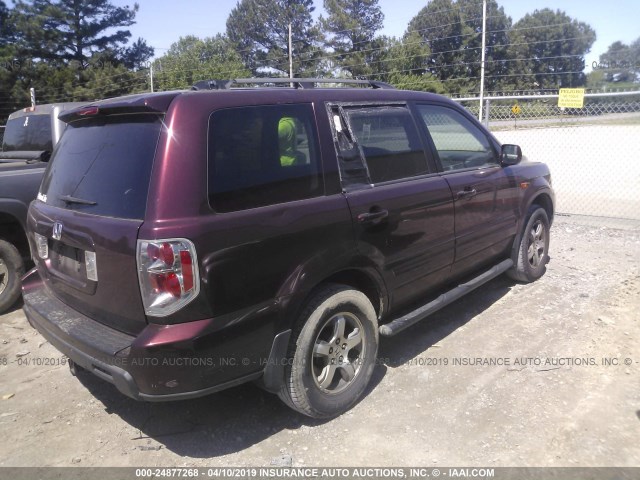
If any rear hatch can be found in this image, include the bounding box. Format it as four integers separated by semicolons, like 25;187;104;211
30;113;165;335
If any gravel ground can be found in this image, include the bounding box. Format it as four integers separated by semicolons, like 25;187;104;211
0;214;638;468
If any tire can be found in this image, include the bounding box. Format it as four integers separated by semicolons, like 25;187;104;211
0;240;25;313
278;284;379;418
507;205;550;283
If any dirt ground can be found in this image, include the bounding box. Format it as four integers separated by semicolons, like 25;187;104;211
0;214;638;468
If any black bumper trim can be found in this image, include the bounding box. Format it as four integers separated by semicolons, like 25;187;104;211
26;301;264;401
24;301;142;400
138;371;263;402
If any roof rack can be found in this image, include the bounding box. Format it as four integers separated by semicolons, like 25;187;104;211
191;78;395;91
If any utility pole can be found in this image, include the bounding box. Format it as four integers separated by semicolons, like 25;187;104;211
478;0;487;122
150;64;154;93
30;88;36;108
289;23;294;87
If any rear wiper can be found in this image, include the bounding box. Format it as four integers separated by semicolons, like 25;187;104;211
59;195;97;206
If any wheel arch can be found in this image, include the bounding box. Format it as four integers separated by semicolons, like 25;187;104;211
282;265;388;331
530;192;554;225
261;266;387;395
0;211;30;259
316;268;387;319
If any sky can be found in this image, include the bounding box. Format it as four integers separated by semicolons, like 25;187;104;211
111;0;640;70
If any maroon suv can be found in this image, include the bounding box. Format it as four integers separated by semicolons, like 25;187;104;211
22;79;554;418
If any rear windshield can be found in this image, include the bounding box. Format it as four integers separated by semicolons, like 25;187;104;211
39;114;163;220
2;114;52;152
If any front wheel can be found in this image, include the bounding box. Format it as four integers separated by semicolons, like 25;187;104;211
279;284;379;418
508;206;550;283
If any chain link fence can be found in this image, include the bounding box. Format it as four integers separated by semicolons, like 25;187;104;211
455;91;640;220
2;92;639;220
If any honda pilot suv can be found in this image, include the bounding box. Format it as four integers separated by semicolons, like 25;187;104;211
23;78;554;418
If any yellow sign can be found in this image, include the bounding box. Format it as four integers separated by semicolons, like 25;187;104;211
511;104;521;115
558;88;585;108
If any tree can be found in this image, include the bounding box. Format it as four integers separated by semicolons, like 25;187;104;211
320;0;384;77
407;0;513;95
508;9;596;90
597;38;640;83
71;55;146;101
120;38;154;71
0;0;155;124
152;35;250;91
0;0;14;46
3;53;143;108
12;0;139;67
226;0;323;76
1;1;28;121
369;33;445;93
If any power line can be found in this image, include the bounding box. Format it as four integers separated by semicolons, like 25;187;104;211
0;5;603;109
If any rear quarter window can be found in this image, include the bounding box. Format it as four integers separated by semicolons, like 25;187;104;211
208;104;322;212
39;114;163;220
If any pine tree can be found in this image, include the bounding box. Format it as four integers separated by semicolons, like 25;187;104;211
0;0;13;46
320;0;384;77
12;0;139;66
226;0;322;76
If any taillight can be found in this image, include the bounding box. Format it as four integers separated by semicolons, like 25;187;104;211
34;233;48;259
137;239;200;317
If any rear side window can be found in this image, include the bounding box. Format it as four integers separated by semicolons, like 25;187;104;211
2;114;52;152
208;104;322;212
39;114;162;220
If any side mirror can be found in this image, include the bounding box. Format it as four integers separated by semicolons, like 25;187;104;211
501;144;522;166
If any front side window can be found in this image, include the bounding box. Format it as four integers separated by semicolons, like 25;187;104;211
208;104;321;212
332;105;429;185
417;104;497;171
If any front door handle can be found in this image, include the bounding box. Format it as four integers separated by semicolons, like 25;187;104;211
358;209;389;223
456;188;477;200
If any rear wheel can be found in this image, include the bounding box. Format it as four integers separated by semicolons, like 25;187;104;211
508;206;550;283
279;284;378;418
0;240;25;313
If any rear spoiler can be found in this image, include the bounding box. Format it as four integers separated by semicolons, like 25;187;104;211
59;92;181;123
0;150;50;162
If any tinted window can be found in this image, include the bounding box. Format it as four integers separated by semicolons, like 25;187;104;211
417;105;496;171
2;114;52;152
40;115;162;220
342;106;428;184
208;104;322;212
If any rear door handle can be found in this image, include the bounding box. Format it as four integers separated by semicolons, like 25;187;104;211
456;188;477;200
358;209;389;223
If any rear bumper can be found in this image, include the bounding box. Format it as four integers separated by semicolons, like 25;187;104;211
21;269;264;401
